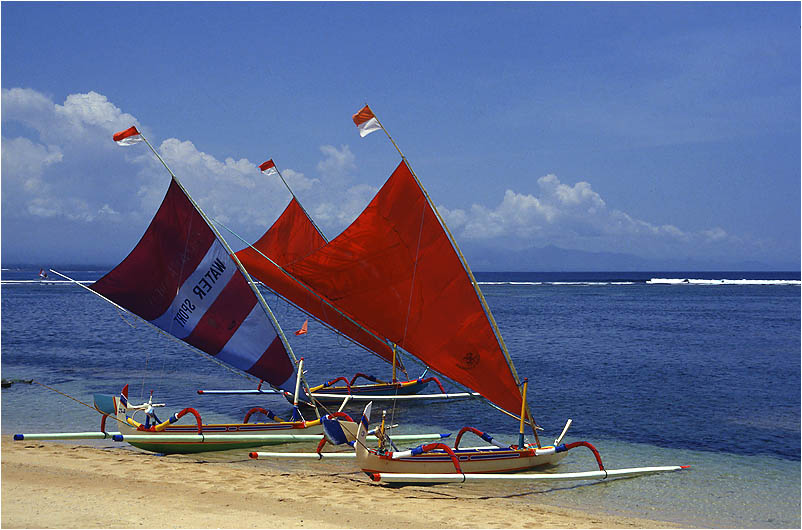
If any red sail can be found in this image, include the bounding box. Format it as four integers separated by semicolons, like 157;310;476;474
239;162;522;415
91;180;295;391
237;199;396;363
248;198;326;266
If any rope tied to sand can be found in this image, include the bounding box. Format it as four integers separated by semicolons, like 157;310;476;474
30;380;129;428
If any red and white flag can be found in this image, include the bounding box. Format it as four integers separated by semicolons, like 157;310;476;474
352;105;382;137
259;159;279;176
295;319;308;336
113;126;143;146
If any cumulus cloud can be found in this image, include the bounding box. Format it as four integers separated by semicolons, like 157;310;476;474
1;136;63;192
440;174;732;256
1;87;739;265
311;183;379;229
3;88;138;146
316;144;355;179
281;168;318;193
2;89;148;225
1;88;377;260
1;89;296;260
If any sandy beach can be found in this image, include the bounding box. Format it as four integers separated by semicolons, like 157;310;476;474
1;436;681;529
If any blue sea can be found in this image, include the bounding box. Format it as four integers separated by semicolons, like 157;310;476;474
2;267;800;528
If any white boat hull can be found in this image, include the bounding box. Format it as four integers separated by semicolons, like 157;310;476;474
357;444;567;475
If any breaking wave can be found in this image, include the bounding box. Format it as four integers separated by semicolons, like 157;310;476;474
646;278;801;286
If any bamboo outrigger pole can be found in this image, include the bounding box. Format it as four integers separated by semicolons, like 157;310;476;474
134;131;320;419
361;104;542;446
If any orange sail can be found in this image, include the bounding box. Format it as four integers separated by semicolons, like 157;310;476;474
239;162;522;415
236;198;397;365
247;198;326;266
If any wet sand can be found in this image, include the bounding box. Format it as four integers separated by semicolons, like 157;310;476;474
1;436;680;528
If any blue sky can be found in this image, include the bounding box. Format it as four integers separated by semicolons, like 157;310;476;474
2;2;799;270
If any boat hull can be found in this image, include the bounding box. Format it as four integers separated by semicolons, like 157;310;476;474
292;378;432;406
121;421;356;454
358;445;567;475
95;389;359;454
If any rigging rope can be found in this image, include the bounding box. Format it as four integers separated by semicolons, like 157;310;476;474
30;380;129;428
115;307;137;328
387;191;429;427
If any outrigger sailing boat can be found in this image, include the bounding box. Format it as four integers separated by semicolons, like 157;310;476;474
248;105;689;484
199;158;478;407
20;126;365;454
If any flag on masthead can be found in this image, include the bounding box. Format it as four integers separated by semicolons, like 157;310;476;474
352;105;382;137
113;126;143;146
295;319;308;336
259;159;279;175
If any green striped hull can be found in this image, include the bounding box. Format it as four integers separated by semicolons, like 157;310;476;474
128;439;287;454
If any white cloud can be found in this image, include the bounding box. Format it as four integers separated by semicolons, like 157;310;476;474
702;227;729;241
1;89;292;256
156;138;289;231
2;88;148;218
1;136;63;192
0;87;746;265
3;89;139;146
281;168;318;193
443;173;734;257
311;183;379;229
316;144;355;179
1;89;377;256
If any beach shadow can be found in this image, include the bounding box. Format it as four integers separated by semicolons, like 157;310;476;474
374;477;631;500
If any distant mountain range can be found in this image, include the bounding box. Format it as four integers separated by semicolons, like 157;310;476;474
3;244;797;273
462;244;798;272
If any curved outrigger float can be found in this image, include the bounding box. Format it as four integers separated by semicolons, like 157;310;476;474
254;399;689;485
287;372;445;405
354;402;571;476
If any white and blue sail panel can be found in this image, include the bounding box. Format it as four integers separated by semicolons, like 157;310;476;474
91;179;295;391
148;241;238;338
